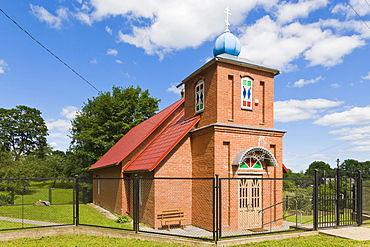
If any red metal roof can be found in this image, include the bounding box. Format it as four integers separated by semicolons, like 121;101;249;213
124;111;200;172
282;164;290;173
89;99;185;170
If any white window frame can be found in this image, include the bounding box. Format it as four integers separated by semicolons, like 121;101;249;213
195;80;204;113
241;77;253;110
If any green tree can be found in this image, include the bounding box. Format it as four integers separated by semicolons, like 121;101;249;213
0;105;48;161
70;85;160;165
23;150;67;178
305;161;334;178
340;159;364;178
362;161;370;179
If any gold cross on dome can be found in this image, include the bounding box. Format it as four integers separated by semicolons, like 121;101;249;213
224;7;231;32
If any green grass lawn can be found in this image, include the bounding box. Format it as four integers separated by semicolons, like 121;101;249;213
284;214;313;224
0;234;190;247
234;234;370;246
12;188;74;205
79;205;133;229
0;204;132;230
0;220;36;230
0;205;74;224
1;233;370;247
284;213;357;225
1;180;76;206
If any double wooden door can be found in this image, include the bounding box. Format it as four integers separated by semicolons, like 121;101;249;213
238;176;262;229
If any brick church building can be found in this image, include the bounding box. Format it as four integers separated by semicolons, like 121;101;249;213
89;29;286;232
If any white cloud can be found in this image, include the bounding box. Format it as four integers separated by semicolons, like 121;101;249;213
331;83;340;88
240;16;366;71
362;72;370;80
105;26;113;35
120;72;132;79
46;133;71;151
47;106;78;131
340;146;370;152
304;35;365;67
116;60;123;64
332;0;370;19
319;19;370;39
292;76;324;87
75;11;93;26
314;106;370;127
46;106;78;150
31;0;369;67
329;126;370;140
107;49;118;56
61;106;78;119
90;57;97;64
167;84;182;95
275;0;328;24
30;4;69;29
49;142;58;148
0;59;9;74
274;98;343;122
108;0;275;57
46;119;71;132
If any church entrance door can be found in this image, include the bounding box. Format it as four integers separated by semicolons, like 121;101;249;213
238;176;262;230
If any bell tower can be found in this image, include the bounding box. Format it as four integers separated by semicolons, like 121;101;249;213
179;11;285;178
181;32;279;130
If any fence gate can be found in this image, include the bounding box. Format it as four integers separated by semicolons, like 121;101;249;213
318;170;361;228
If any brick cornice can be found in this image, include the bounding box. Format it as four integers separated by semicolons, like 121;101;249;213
190;122;286;137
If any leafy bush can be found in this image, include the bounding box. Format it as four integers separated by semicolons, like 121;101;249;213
115;215;132;224
0;190;14;205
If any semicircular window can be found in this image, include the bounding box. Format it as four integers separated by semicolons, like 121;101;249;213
240;157;263;169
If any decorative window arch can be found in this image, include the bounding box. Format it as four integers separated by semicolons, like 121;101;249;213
195;79;204;113
232;147;278;170
241;77;253;110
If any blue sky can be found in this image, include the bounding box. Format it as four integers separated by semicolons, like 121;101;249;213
1;0;370;172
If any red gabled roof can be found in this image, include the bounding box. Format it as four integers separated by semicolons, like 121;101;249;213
282;164;290;173
89;99;184;170
124;111;199;172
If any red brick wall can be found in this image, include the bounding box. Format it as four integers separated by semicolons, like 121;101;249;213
92;165;124;215
180;56;284;231
184;64;218;126
183;59;276;129
151;137;193;229
216;62;275;128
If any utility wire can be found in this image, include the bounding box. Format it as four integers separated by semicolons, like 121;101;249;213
364;0;370;8
285;140;350;164
345;0;370;31
0;8;101;93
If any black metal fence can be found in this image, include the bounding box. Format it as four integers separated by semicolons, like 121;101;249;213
0;171;368;242
0;178;76;230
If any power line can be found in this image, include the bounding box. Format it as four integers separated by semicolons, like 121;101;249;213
346;0;370;31
364;0;370;8
0;8;101;93
285;140;350;164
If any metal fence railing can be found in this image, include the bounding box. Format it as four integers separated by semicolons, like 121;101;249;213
0;172;368;242
362;179;370;225
0;178;75;230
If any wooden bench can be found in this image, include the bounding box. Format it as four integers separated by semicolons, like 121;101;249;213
157;209;186;231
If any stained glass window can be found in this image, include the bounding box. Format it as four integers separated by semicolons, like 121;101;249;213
241;77;252;110
240;157;263;169
195;80;204;112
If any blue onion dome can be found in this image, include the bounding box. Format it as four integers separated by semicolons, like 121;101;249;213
213;31;241;57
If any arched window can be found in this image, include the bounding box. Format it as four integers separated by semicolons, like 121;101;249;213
195;80;204;112
241;77;252;110
233;147;278;170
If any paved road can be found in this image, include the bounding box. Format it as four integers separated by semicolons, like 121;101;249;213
0;216;63;226
320;226;370;241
